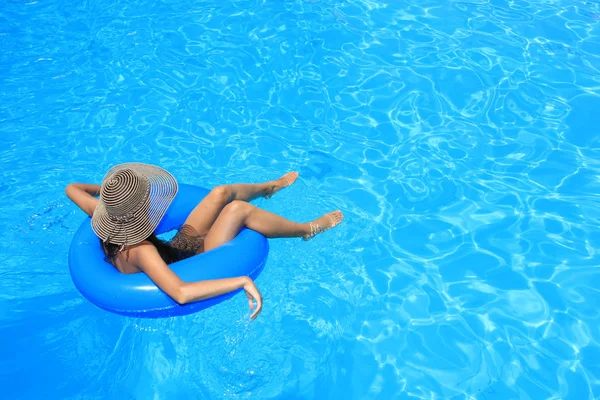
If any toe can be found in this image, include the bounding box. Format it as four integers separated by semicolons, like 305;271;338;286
283;171;299;187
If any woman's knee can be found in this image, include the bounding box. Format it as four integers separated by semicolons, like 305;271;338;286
209;185;232;204
221;200;252;218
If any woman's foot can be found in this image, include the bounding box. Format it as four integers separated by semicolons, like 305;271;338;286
264;172;299;199
302;210;344;241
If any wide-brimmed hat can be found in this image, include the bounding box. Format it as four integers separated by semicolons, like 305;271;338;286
91;163;178;246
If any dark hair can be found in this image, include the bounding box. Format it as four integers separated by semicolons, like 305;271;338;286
101;234;181;265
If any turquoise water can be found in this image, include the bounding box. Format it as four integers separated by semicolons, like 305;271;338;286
2;0;600;398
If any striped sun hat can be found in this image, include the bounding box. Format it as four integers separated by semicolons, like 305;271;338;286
91;163;178;247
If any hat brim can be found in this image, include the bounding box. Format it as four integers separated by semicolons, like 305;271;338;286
91;163;178;246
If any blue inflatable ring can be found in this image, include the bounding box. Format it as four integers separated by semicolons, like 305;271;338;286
68;184;269;318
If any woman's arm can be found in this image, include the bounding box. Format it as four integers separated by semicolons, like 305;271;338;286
134;243;263;319
66;183;101;217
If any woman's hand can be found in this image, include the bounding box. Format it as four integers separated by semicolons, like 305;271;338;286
242;277;263;320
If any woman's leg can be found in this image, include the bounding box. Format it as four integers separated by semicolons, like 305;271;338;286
203;201;343;251
182;172;298;237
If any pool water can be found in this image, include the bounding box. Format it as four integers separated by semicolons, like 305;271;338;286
2;0;600;398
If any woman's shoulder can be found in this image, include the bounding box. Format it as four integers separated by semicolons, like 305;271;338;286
125;240;166;269
127;240;157;259
117;241;157;274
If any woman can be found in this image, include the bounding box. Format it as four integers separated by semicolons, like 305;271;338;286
66;163;343;319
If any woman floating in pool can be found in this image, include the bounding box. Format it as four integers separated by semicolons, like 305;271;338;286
66;163;343;319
